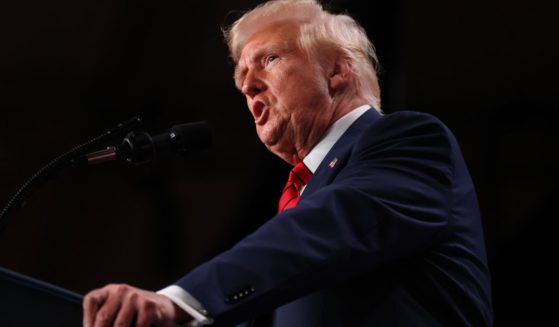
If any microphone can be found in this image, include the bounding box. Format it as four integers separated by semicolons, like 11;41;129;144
74;121;212;165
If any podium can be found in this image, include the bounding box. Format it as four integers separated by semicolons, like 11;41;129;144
0;266;83;326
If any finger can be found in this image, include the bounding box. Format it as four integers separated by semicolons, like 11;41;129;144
93;286;126;327
135;299;158;327
113;291;137;327
83;288;108;327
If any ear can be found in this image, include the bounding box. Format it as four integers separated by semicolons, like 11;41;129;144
328;56;351;95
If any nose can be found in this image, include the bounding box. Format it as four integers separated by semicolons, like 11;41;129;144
241;70;266;98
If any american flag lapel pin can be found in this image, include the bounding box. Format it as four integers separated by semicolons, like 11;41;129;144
328;157;338;168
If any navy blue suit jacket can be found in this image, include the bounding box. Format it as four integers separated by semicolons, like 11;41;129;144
176;110;493;326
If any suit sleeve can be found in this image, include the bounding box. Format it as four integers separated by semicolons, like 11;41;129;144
174;112;455;326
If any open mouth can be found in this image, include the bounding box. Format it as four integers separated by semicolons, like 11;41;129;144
252;100;269;125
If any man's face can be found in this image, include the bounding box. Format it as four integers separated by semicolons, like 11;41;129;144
235;23;334;163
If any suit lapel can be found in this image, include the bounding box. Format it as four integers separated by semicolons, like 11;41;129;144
302;109;381;197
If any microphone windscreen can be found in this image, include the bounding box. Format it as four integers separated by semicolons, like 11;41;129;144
171;121;212;154
149;121;212;160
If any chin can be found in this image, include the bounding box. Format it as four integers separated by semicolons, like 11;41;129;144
257;130;279;147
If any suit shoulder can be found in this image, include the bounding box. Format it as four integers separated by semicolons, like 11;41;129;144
357;110;454;148
380;110;449;132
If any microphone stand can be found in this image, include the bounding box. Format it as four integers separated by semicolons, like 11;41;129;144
0;117;142;233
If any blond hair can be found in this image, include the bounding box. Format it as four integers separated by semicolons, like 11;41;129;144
224;0;381;110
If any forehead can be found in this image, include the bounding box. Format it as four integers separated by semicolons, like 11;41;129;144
237;22;301;65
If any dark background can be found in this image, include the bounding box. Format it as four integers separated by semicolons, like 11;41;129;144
0;0;557;325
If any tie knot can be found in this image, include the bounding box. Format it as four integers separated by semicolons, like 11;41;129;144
278;162;313;213
288;162;313;189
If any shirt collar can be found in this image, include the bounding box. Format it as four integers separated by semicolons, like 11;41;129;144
303;105;372;173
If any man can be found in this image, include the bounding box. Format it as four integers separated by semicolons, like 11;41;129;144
83;0;493;326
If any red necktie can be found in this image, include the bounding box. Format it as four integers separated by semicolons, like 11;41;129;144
278;162;313;213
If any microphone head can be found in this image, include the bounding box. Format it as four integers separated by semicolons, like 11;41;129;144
170;121;212;155
122;121;212;164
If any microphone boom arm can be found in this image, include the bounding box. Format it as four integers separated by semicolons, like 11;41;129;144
0;117;142;232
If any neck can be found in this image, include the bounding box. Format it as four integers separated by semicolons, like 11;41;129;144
285;93;369;165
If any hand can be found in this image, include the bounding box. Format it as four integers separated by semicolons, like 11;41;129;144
83;284;191;327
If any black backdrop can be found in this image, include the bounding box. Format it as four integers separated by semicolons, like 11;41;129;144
1;0;557;325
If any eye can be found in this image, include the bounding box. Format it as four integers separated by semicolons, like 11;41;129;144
263;55;279;67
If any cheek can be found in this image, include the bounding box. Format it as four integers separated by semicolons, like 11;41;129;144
289;76;329;108
273;63;330;112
